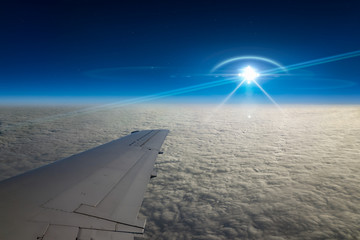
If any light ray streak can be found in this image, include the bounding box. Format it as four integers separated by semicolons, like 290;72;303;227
4;78;238;130
252;79;284;113
214;79;246;110
205;79;246;121
262;50;360;75
92;77;238;109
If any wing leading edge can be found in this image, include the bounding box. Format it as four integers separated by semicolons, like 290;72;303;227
0;129;169;240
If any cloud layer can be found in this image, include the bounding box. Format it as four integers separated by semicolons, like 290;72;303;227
0;104;359;239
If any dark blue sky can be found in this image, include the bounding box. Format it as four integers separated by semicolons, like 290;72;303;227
1;0;359;103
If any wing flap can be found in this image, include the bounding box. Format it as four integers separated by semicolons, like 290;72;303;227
75;148;159;228
77;229;135;240
42;225;138;240
43;148;145;212
43;225;78;240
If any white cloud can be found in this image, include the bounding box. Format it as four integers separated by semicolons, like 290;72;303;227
0;104;359;239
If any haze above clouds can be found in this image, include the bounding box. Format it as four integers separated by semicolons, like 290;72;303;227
0;105;359;239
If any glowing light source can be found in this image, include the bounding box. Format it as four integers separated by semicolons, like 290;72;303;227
238;66;260;84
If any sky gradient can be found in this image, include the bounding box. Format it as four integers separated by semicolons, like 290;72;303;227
1;1;359;103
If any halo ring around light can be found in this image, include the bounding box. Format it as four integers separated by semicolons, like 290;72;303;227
211;56;288;73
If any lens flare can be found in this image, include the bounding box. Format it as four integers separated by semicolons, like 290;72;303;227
8;50;360;130
211;56;287;73
210;50;360;113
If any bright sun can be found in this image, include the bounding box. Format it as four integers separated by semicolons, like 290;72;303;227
238;66;260;84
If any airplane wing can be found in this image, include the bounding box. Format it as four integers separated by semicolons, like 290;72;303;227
0;129;169;240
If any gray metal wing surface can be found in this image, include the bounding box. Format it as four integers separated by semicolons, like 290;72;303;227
0;129;169;240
